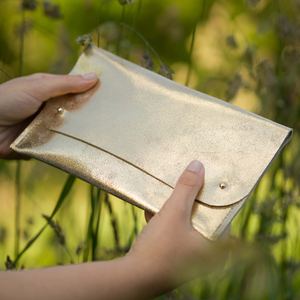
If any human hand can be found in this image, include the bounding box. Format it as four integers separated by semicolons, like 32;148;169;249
0;73;98;159
126;160;231;297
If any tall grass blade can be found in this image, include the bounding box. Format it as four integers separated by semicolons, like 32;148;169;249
116;6;126;56
14;175;76;264
0;68;12;80
185;0;206;87
14;4;26;265
92;188;102;261
14;161;21;261
105;194;119;249
83;185;96;262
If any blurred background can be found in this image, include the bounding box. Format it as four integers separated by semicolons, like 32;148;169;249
0;0;299;299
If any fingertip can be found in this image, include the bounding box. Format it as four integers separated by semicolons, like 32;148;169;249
66;73;98;93
187;160;204;173
81;73;97;81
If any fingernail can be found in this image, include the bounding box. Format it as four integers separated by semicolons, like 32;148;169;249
187;160;203;173
81;73;97;80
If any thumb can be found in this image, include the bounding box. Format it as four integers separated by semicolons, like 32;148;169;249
161;160;204;222
23;73;99;103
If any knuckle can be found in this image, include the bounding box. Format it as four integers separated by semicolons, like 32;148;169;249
64;74;75;82
62;75;79;89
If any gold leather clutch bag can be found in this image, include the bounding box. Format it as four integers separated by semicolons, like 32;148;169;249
11;45;292;240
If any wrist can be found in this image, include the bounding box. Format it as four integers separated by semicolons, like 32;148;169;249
122;252;174;299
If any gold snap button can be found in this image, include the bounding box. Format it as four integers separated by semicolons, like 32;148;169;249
219;183;226;189
57;107;64;114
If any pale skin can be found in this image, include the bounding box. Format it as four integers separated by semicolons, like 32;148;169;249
0;73;230;300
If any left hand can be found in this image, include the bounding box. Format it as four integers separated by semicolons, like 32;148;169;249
0;72;98;159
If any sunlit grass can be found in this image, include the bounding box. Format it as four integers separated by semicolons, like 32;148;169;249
0;0;299;299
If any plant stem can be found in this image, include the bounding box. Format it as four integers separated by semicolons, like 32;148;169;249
19;7;25;77
126;0;143;59
121;23;165;67
14;6;25;263
14;161;21;261
83;185;96;262
14;175;76;264
185;0;206;87
131;206;138;238
105;194;119;250
0;68;12;80
185;25;196;87
116;6;126;56
92;189;102;261
97;1;103;47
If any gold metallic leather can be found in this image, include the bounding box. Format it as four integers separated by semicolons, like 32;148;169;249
10;45;292;240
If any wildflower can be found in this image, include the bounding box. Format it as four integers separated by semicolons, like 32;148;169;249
22;0;38;10
225;73;242;101
43;1;62;19
42;214;65;246
118;0;137;6
5;256;16;270
158;64;174;80
226;35;238;49
140;54;155;71
75;34;93;47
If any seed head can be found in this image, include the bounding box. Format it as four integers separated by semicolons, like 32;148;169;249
43;1;62;19
158;64;174;80
22;0;38;10
76;241;86;256
5;256;16;270
75;34;93;47
140;54;155;71
42;214;65;246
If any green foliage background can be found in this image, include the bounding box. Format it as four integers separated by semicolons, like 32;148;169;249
0;0;300;299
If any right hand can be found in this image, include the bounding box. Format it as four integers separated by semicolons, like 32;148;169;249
126;160;231;296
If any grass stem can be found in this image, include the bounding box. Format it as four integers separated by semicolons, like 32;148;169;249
14;161;21;262
116;6;126;56
14;175;76;264
185;0;206;87
19;8;25;77
121;22;165;67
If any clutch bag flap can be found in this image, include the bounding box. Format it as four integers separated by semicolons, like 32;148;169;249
11;45;292;240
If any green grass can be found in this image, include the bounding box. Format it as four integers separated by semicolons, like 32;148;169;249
0;0;300;299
